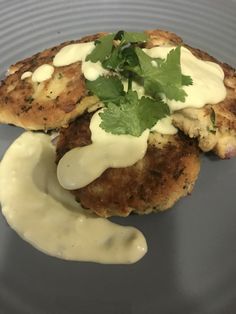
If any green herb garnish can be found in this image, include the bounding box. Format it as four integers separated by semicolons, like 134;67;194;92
85;31;192;136
86;77;169;136
134;46;193;101
208;109;217;133
86;34;115;63
122;31;148;43
100;90;169;137
86;76;125;105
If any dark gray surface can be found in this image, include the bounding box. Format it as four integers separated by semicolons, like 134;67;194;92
0;0;236;313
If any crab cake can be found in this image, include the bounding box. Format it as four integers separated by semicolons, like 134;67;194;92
172;61;236;159
56;113;200;218
0;33;104;130
145;30;236;159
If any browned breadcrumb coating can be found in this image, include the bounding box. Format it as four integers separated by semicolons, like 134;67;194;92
56;113;200;217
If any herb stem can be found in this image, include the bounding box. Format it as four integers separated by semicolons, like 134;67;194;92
128;75;132;91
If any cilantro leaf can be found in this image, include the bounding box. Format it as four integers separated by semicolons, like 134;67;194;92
99;98;142;136
99;91;170;136
182;74;193;86
86;76;124;104
113;30;148;43
102;47;124;71
99;102;142;136
123;32;148;43
159;46;182;83
114;30;125;40
102;43;141;76
86;34;115;63
138;96;170;132
135;46;192;102
99;31;146;74
86;31;147;65
133;47;156;76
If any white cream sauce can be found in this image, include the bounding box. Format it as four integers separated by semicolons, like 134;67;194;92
144;46;226;111
53;42;95;66
31;64;54;83
152;116;178;134
53;41;107;81
21;71;32;80
81;60;108;81
57;108;177;189
0;132;147;264
22;42;101;83
57;110;149;189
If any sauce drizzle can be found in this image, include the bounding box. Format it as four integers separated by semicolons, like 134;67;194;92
0;132;147;264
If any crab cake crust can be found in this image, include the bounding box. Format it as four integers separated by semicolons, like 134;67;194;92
56;113;200;218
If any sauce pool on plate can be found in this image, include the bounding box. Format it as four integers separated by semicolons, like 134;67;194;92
0;132;147;264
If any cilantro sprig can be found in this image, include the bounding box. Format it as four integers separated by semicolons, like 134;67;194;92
86;77;169;136
85;31;192;137
86;34;115;63
87;31;146;77
134;46;193;102
86;76;125;104
100;93;169;137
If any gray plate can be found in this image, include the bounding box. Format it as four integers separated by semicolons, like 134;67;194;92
0;1;236;313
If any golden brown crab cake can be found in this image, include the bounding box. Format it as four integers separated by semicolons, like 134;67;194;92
0;33;104;130
146;31;236;159
146;30;236;159
55;113;200;218
172;59;236;159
